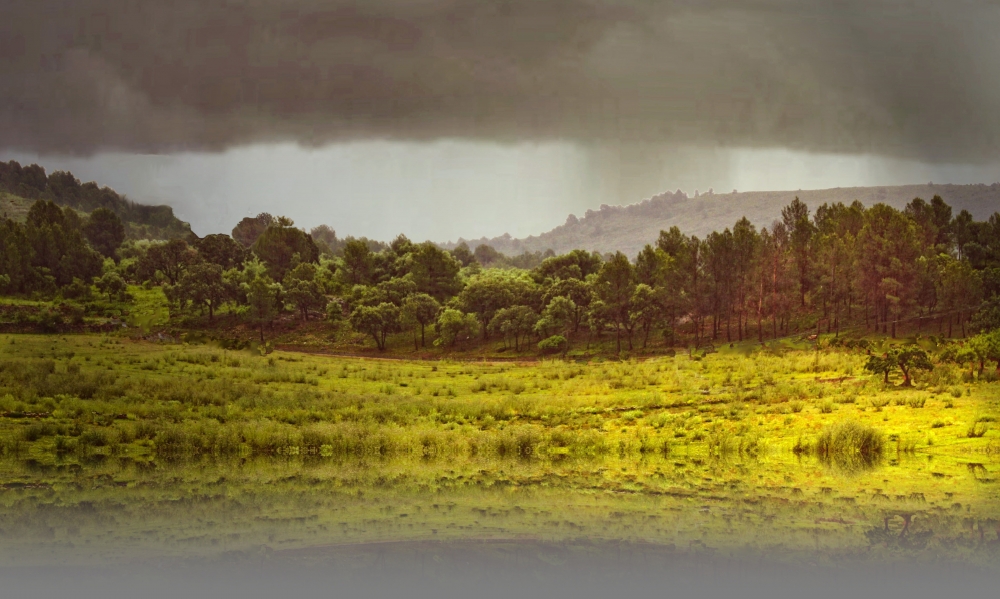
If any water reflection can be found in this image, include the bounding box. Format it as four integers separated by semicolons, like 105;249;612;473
0;450;997;569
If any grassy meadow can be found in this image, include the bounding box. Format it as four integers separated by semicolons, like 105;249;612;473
0;333;998;566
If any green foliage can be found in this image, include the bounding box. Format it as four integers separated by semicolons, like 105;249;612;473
136;239;196;284
401;293;441;348
283;262;328;321
195;233;247;270
489;306;539;351
815;421;884;470
95;270;128;302
231;213;274;248
243;272;282;343
538;335;568;355
1;160;193;239
350;302;401;351
251;218;320;281
435;309;479;347
167;262;231;320
865;347;933;386
408;242;463;300
83;208;126;258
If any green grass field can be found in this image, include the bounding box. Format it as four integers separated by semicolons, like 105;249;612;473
0;333;998;566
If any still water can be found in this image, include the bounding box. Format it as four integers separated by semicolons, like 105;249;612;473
1;451;997;598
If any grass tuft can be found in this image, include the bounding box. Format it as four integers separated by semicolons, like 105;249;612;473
815;420;884;470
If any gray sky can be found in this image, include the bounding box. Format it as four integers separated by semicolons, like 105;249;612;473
4;1;1000;240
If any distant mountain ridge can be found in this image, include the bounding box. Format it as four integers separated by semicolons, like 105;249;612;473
447;184;1000;257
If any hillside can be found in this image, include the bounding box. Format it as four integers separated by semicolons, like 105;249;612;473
448;183;1000;257
0;160;193;241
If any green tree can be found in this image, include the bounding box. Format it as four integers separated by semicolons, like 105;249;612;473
535;296;577;340
782;197;816;307
435;308;479;347
95;270;128;302
401;293;441;348
967;330;1000;377
408;242;463;300
283;263;328;321
542;278;593;333
857;205;922;337
596;251;636;352
170;262;231;320
866;347;934;386
251;218;319;281
350;303;401;351
533;249;603;282
489;306;539;351
456;272;519;339
450;242;476;267
629;283;661;349
83;208;126;259
231;213;275;248
340;239;374;286
137;239;197;285
244;274;282;343
195;234;247;270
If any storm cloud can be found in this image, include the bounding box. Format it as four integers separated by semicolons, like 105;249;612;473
2;0;1000;162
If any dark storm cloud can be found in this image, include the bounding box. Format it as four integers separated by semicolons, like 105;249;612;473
2;0;999;161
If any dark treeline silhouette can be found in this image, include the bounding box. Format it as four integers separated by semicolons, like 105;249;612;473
0;160;192;240
3;188;1000;353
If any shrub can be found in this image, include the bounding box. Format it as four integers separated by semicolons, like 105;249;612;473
967;421;989;438
869;396;890;411
538;335;568;355
815;421;884;469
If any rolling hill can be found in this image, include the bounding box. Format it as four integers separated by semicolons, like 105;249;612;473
447;183;1000;257
0;160;193;241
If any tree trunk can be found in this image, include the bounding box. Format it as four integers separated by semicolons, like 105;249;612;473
420;323;426;347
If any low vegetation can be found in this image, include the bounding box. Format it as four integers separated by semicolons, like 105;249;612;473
0;334;997;565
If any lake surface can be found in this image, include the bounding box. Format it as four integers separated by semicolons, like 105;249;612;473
1;449;997;598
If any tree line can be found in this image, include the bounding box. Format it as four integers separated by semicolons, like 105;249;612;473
2;193;1000;355
0;160;192;240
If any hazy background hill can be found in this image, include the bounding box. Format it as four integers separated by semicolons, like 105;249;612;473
0;160;193;241
447;184;1000;257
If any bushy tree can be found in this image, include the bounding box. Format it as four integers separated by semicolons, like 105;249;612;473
196;234;247;270
340;239;374;286
137;239;197;285
435;309;479;347
596;252;636;352
350;303;400;351
95;270;128;302
283;263;328;321
535;296;577;340
408;242;463;300
232;213;275;248
170;262;232;320
401;293;441;348
83;208;126;259
865;347;934;386
489;306;538;351
243;273;282;343
252;218;319;281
